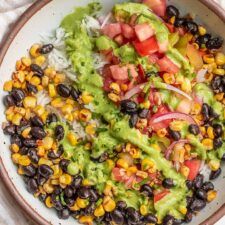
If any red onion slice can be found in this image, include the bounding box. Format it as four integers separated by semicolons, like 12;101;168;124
165;84;192;101
100;12;112;29
122;83;147;100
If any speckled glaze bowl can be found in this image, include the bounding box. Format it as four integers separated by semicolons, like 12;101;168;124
0;0;225;224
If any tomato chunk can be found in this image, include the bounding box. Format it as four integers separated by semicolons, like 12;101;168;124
184;160;201;181
135;23;154;42
102;23;122;39
156;56;180;73
121;23;135;39
143;0;166;17
154;189;170;203
133;37;159;56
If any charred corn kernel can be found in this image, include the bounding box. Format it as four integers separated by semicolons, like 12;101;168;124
207;190;217;202
76;197;88;209
51;98;63;108
38;158;53;166
136;119;147;129
60;174;72;185
181;78;192;93
14;71;25;83
121;84;128;92
23;96;37;108
208;160;220;171
3;81;13;92
79;109;91;122
12;153;21;164
35;55;46;66
10;144;19;153
108;93;120;102
12;113;22;125
81;92;93;104
198;26;207;36
30;44;40;58
203;54;215;64
169;16;176;24
18;155;31;166
16;60;26;71
79;216;93;225
48;84;57;97
94;205;105;217
67;132;77;146
117;158;129;169
103;196;116;212
85;124;95;135
22;127;31;138
179;206;187;215
213;68;225;76
140;205;148;216
126;166;138;176
170;120;184;131
45;196;53;208
207;127;215;139
215;52;225;66
42;136;53;150
180;165;190;178
110;82;120;94
61;104;73;114
53;73;65;84
30;76;41;86
202;138;213;150
21;57;31;67
163;73;175;84
215;93;224;101
156;128;167;138
136;170;148;179
42;76;49;87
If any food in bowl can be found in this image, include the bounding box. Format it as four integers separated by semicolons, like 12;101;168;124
2;0;225;224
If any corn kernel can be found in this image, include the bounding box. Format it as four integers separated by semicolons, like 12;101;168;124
17;166;25;175
203;54;215;64
12;153;21;164
169;16;176;24
208;160;220;171
108;92;120;102
59;174;72;185
170;120;184;131
43;183;54;194
215;52;225;66
136;170;148;179
18;155;31;166
21;57;31;67
45;196;53;208
48;84;57;97
117;158;129;169
103;196;116;212
141;100;151;109
67;132;77;146
3;81;13;92
30;76;41;86
51;98;64;108
136;119;147;129
61;104;73;114
53;73;65;84
142;158;155;171
200;126;206;136
44;67;56;78
30;44;40;58
41;137;53;151
179;206;187;215
81;92;93;104
64;113;73;122
42;76;49;87
76;197;88;209
150;143;161;151
21;127;31;138
16;60;26;71
94;205;105;217
10;144;20;153
156;128;167;137
104;184;112;196
198;26;207;36
82;179;91;186
180;165;190;178
202;138;213;150
181;78;192;93
79;109;91;122
121;84;128;92
213;68;225;76
79;216;93;225
23;96;37;108
70;202;80;211
215;93;224;101
207;127;215;139
37;146;45;157
12;113;22;125
163;73;175;84
126;166;138;176
140;205;148;216
85;124;96;135
38;158;53;166
106;159;115;169
207;190;217;202
110;82;121;94
34;55;46;66
15;71;26;83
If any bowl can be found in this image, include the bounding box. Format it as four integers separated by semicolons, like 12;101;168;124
0;0;225;224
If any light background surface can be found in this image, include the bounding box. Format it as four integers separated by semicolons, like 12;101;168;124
0;0;225;224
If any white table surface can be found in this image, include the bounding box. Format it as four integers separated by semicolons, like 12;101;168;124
0;0;225;224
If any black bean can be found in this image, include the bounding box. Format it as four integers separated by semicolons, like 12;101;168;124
221;153;225;161
84;203;95;215
30;116;44;128
53;186;63;195
138;108;149;119
202;181;214;192
212;124;223;138
166;5;179;18
22;165;37;177
121;100;138;115
186;180;193;189
28;148;39;164
26;83;38;94
38;164;53;179
184;211;193;223
213;138;223;149
196;189;207;200
209;107;219;120
168;128;181;141
206;37;223;49
210;168;221;180
59;159;70;173
77;187;90;199
110;209;124;225
47;150;59;159
129;114;138;128
193;174;204;189
64;186;74;198
3;124;16;135
140;184;153;197
162;178;175;189
26;178;38;194
196;34;211;45
37;174;47;185
10;134;22;147
39;44;54;54
116;201;127;210
65;197;75;207
39;193;47;202
55;125;64;141
31;127;46;139
142;213;158;224
16;121;30;135
186;196;193;208
174;18;185;27
19;146;29;155
46;113;58;124
56;84;71;98
71;175;83;189
71;87;80;101
202;103;210;121
162;215;175;225
11;88;25;102
211;76;222;91
57;144;64;156
188;124;200;135
23;139;37;148
30;64;44;77
189;198;206;211
89;189;99;202
3;95;15;107
185;21;198;35
57;208;70;220
126;207;140;223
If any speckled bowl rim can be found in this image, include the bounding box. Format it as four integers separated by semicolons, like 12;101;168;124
0;0;225;225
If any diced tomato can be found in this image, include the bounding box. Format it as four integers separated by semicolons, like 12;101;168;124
102;23;122;39
102;65;114;92
114;34;125;45
135;23;154;42
184;160;201;181
148;54;159;64
165;23;175;33
156;56;180;74
112;167;124;181
154;189;170;203
133;37;159;56
137;64;146;82
121;23;135;39
158;40;169;53
110;64;138;81
143;0;166;17
124;175;136;188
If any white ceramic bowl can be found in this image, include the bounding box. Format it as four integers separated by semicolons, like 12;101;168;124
0;0;225;224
